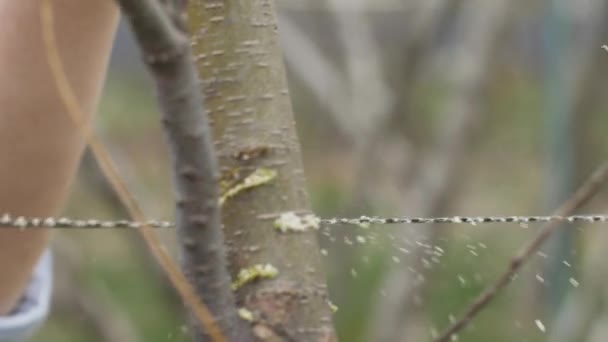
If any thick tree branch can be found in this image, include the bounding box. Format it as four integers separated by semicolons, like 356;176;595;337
436;162;608;342
187;0;336;340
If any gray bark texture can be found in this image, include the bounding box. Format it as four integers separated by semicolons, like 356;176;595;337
187;0;337;341
116;0;249;340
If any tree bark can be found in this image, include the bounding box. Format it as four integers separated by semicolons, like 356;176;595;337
187;1;336;340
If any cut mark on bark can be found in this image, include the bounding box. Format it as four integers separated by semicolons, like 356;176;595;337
220;168;277;205
232;264;280;290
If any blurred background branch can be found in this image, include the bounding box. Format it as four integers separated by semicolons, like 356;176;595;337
370;1;510;340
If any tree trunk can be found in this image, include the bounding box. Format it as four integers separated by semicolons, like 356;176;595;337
187;1;336;341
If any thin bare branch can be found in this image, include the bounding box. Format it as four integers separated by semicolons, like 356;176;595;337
114;0;251;340
435;162;608;342
40;1;231;340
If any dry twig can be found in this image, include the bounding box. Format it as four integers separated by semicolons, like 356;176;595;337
435;162;608;342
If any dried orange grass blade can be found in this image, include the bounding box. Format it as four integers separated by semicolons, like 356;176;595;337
39;1;225;340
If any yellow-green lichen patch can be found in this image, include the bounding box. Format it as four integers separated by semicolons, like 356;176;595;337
220;168;277;206
232;264;279;290
219;168;241;194
273;211;320;232
238;308;254;322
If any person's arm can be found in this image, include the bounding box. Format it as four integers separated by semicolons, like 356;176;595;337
0;0;119;314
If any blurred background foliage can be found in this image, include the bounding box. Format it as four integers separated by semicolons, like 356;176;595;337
33;0;608;341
